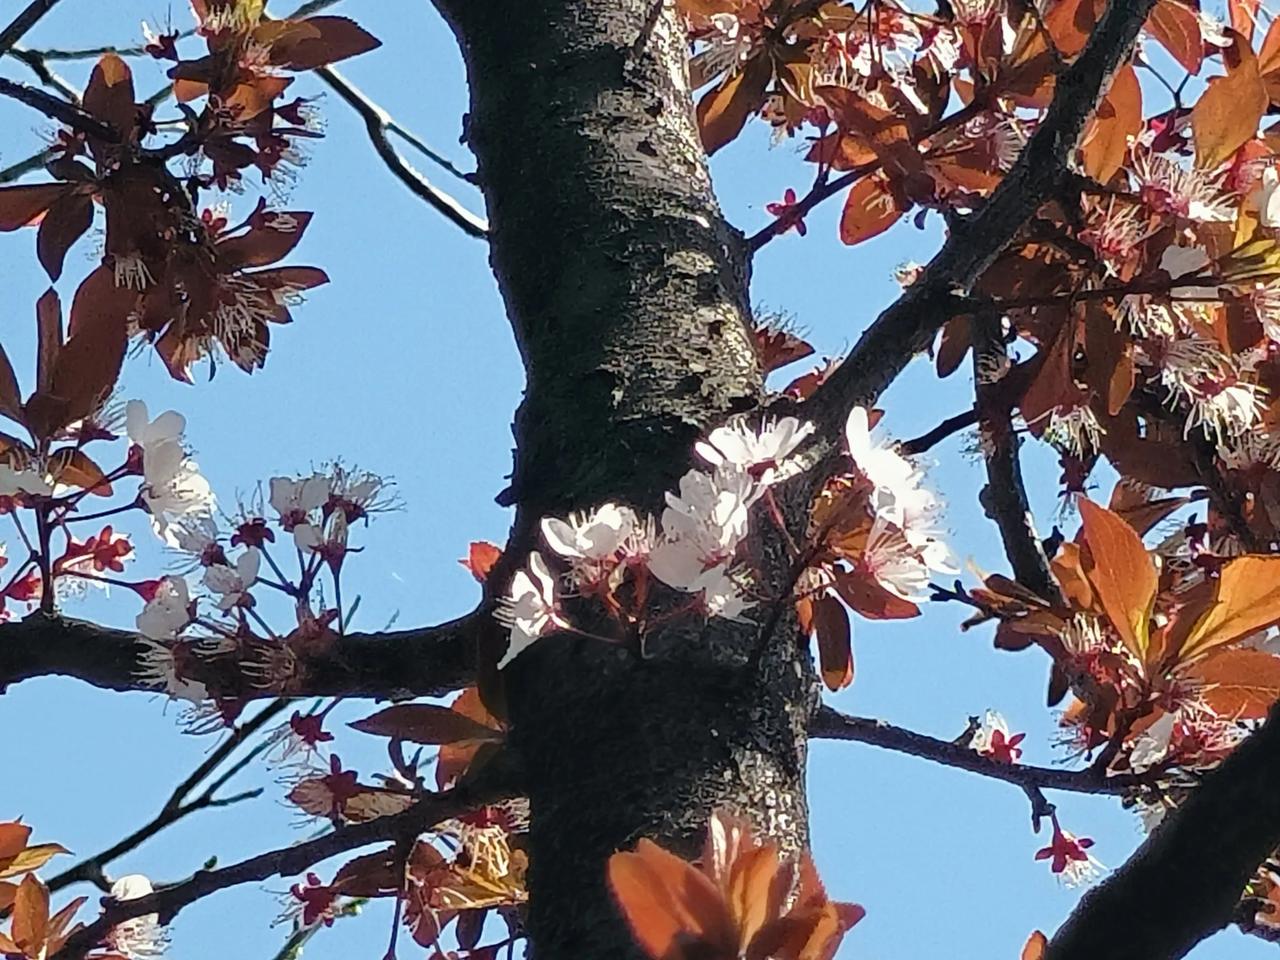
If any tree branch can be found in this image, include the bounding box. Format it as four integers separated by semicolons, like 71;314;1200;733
809;705;1142;797
0;0;61;59
42;700;289;896
1045;699;1280;960
0;76;118;142
0;609;479;700
802;0;1156;435
313;65;488;239
900;407;978;456
971;309;1065;604
53;756;523;960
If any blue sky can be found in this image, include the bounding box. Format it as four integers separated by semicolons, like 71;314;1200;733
0;2;1269;958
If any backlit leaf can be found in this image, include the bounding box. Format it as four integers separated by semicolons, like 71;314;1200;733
1185;647;1280;718
697;56;771;155
1146;0;1204;75
838;174;904;246
1193;30;1267;170
1078;498;1157;659
12;874;48;954
1080;65;1141;182
1180;556;1280;660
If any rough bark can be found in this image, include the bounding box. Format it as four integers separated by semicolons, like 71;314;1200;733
432;2;813;958
0;610;478;699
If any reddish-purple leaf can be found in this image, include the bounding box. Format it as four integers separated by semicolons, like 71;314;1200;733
350;703;505;746
36;191;94;281
265;16;382;71
0;184;69;231
82;53;137;140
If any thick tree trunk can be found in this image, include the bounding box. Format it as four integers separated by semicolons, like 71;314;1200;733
432;1;816;957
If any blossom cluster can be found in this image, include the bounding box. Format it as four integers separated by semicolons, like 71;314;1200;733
495;406;955;670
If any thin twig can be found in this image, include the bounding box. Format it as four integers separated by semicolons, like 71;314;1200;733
53;759;523;960
313;66;488;239
971;308;1065;604
0;76;117;142
900;408;978;455
809;705;1145;796
0;0;62;59
40;700;290;896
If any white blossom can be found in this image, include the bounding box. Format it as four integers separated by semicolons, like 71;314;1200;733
695;416;814;483
1160;244;1219;299
136;576;193;640
203;548;260;610
496;552;565;669
126;401;185;452
860;516;932;601
542;502;638;562
659;466;757;566
269;474;330;526
1128;712;1177;773
104;874;168;959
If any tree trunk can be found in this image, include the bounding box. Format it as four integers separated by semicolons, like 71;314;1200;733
431;1;817;957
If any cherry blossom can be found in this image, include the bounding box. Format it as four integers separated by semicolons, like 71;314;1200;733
203;548;261;610
326;463;396;522
858;516;932;602
286;873;339;928
660;466;757;567
764;189;808;237
695;416;815;482
844;407;918;503
969;711;1025;764
1252;165;1280;228
125;400;186;453
1131;151;1233;223
269;473;331;531
104;873;168;959
542;502;640;564
139;442;216;546
1035;823;1104;887
496;551;566;669
136;576;193;640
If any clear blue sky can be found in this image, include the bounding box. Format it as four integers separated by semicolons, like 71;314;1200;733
0;2;1267;958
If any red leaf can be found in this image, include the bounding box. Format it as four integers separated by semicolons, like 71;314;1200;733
34;288;61;396
350;703;505;745
831;570;921;620
1078;497;1158;660
83;53;137;139
1146;0;1204;75
696;56;771;155
754;325;815;375
36;191;94;282
263;16;382;71
1231;0;1262;43
838;174;905;246
811;594;853;691
25;269;131;438
0;184;69;231
460;541;502;582
0;343;22;425
217;210;313;269
1022;931;1048;960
